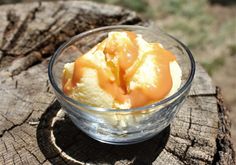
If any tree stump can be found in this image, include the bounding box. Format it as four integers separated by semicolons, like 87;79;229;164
0;1;234;165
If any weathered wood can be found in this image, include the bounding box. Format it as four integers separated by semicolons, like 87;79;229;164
0;1;234;165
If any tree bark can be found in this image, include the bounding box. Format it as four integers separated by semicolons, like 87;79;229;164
0;1;234;165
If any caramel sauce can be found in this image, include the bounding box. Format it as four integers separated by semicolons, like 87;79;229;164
63;78;72;95
72;57;127;103
63;31;176;108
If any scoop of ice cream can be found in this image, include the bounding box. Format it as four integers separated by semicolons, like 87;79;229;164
62;31;182;109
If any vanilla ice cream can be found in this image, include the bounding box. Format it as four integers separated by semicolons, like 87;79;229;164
62;31;182;110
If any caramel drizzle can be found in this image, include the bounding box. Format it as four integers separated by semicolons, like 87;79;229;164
63;31;176;108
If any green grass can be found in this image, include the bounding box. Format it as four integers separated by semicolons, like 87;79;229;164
92;0;149;12
201;57;225;76
152;0;235;76
155;0;215;49
156;0;207;18
213;20;236;47
228;44;236;56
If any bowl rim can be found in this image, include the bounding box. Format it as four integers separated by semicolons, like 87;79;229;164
48;25;195;112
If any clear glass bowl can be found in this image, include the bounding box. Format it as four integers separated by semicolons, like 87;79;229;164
48;25;195;145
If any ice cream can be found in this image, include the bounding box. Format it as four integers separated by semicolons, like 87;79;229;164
62;31;182;109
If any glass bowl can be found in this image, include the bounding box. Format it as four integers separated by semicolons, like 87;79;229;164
48;25;195;145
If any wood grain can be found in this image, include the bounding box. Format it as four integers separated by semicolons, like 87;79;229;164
0;1;234;165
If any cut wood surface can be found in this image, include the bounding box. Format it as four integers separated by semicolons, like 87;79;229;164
0;1;234;165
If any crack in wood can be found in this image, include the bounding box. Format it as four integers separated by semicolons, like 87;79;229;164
24;12;67;56
175;116;218;129
183;138;196;161
212;87;235;164
46;86;51;93
8;131;16;142
13;155;16;165
21;128;35;138
187;107;192;138
167;138;212;164
2;126;43;164
12;142;24;165
14;132;27;145
25;154;30;165
1;154;6;165
2;9;20;49
178;107;194;163
3;140;8;153
169;99;216;164
119;13;143;25
24;147;42;164
10;51;42;76
164;148;184;165
15;80;18;89
10;129;45;164
189;93;216;97
0;50;3;61
25;156;30;165
0;110;33;138
52;4;64;18
170;134;189;142
3;3;43;53
0;113;15;125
